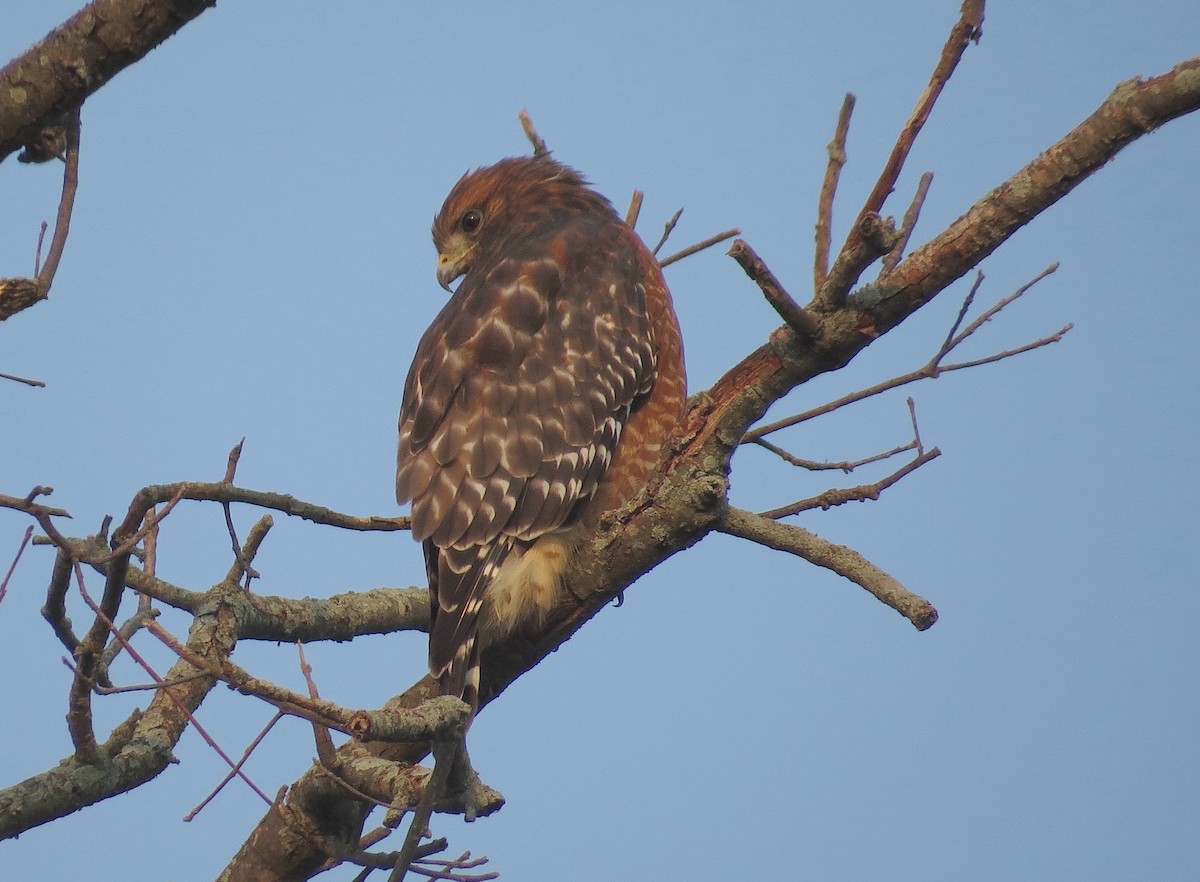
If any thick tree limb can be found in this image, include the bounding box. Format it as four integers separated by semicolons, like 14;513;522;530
61;534;431;637
0;0;217;163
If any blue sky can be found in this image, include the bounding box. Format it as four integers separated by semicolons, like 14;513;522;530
2;3;1197;880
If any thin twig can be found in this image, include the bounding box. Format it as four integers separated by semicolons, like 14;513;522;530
299;642;337;766
147;619;356;732
313;762;417;813
948;263;1059;350
125;618;274;805
60;538;202;612
815;93;856;292
659;228;741;268
758;448;941;520
225;515;272;587
105;481;408;533
0;488;71;518
35;221;48;275
625;190;644;229
184;711;284;821
907;397;924;455
410;851;498;882
882;171;934;274
391;741;461;882
219;439;257;583
146;616;465;742
518;109;548;157
751;437;917;473
938;270;985;357
744;263;1063;442
90;669;212;694
0;525;34;605
35;108;82;296
938;325;1073;371
816;1;983;307
0;370;45;387
651;208;683;256
343;842;496;882
98;605;159;673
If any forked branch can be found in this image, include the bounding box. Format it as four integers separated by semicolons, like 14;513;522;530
847;0;984;259
744;264;1066;443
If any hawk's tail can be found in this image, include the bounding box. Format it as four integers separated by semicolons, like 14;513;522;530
426;538;514;712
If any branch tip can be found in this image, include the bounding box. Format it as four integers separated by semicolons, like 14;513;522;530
728;238;820;341
518;109;548;157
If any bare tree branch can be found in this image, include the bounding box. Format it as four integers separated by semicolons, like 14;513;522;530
0;525;34;606
32;109;80;293
728;238;820;341
111;480;408;533
863;59;1200;329
743;264;1064;443
751;437;917;473
0;108;81;322
186;712;285;823
718;506;938;630
757;447;941;520
882;171;934;274
4;2;1200;875
0;0;217;163
817;211;900;308
844;0;985;265
814;92;855;292
651;207;684;256
0;369;45;387
518;109;548;157
625;189;644;228
659;228;741;268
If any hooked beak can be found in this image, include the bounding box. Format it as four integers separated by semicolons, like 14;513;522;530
436;237;473;292
437;253;463;291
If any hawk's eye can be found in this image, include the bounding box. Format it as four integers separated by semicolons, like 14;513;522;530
460;209;483;234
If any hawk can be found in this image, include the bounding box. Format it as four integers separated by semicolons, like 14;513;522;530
396;155;686;710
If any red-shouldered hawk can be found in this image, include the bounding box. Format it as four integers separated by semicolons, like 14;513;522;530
397;155;686;710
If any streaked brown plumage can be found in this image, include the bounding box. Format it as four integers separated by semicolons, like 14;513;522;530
397;155;686;708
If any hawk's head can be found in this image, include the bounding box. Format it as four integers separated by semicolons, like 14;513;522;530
431;155;613;291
